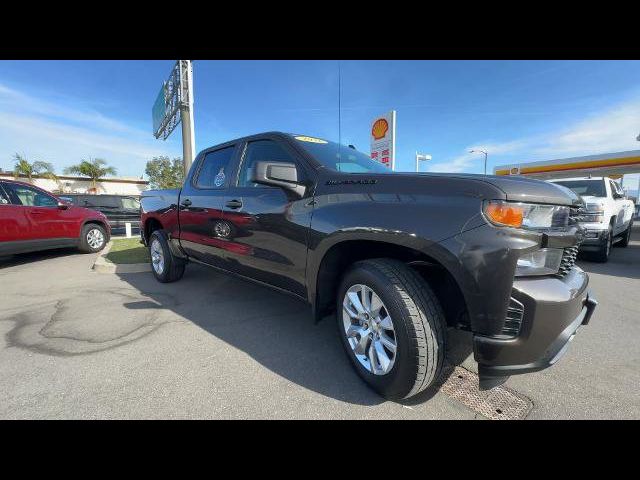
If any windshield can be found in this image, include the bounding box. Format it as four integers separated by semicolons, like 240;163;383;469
291;135;392;174
554;180;606;197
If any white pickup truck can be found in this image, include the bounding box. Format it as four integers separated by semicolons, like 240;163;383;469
550;177;635;262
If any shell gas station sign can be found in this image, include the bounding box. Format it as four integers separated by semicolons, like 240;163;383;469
370;110;396;170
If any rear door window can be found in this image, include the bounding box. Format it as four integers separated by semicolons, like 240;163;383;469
195;146;236;189
83;196;120;208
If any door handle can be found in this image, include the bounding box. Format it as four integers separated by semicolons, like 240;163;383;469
181;199;192;207
225;199;243;209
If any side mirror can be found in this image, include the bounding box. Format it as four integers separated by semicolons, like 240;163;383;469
252;161;305;197
57;201;69;210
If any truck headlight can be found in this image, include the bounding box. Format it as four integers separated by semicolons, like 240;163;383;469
515;248;564;276
584;203;604;223
483;200;569;230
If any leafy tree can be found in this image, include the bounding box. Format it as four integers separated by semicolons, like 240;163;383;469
64;158;117;189
145;156;184;189
13;153;58;184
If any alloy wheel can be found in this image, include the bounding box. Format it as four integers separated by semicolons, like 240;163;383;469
342;284;397;375
150;239;165;274
87;228;104;250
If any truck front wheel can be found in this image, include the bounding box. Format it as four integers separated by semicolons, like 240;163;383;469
593;226;613;262
617;220;633;248
149;230;185;283
336;258;446;400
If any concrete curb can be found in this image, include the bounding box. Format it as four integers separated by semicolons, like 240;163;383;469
92;241;151;274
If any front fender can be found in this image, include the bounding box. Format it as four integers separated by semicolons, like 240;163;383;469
305;226;472;320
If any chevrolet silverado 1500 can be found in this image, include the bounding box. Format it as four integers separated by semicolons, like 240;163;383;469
550;177;635;262
140;132;597;399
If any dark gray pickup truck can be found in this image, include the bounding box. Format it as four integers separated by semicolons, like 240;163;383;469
140;132;597;400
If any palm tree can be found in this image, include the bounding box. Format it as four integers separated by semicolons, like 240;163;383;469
13;153;58;184
64;158;117;190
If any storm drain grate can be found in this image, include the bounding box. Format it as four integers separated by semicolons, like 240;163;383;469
437;366;533;420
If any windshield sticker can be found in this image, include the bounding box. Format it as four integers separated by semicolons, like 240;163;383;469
295;135;328;144
214;171;226;187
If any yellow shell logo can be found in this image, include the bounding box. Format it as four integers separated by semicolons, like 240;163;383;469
372;118;389;140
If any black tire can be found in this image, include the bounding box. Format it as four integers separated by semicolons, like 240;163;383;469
593;226;613;262
149;230;185;283
78;223;107;253
336;258;446;400
617;220;633;248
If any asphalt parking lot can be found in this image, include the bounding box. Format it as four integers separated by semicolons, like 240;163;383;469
1;228;639;419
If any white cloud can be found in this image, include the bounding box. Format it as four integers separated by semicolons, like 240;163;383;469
535;100;640;157
0;82;181;177
427;96;640;173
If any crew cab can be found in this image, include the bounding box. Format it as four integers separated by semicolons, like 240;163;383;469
140;132;597;399
0;179;110;256
550;177;635;262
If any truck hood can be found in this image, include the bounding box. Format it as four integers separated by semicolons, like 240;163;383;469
408;172;583;206
478;175;583;206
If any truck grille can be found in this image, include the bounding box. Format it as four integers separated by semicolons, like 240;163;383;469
558;246;579;277
501;297;525;337
569;206;586;224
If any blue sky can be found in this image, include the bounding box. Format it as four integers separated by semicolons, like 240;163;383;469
1;60;640;192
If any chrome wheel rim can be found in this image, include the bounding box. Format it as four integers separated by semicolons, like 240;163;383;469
86;228;104;249
150;239;164;274
342;284;397;375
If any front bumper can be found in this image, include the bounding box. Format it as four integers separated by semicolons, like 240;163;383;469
474;267;597;389
578;224;608;250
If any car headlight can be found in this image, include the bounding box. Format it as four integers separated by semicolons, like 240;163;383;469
583;203;604;223
515;248;564;276
483;200;569;230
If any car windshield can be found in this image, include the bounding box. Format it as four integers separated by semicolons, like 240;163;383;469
554;180;606;197
291;135;392;174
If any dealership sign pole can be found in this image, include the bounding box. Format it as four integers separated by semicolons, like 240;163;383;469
152;60;196;175
370;110;396;170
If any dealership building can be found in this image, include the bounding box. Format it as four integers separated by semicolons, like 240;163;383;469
0;171;149;196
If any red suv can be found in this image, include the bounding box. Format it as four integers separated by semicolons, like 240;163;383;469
0;179;111;256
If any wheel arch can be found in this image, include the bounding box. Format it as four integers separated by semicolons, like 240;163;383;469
143;217;164;245
309;233;469;329
81;219;110;241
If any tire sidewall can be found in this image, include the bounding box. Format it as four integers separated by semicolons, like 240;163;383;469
336;264;422;399
149;231;172;282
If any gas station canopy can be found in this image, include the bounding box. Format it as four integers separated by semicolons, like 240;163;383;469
493;150;640;180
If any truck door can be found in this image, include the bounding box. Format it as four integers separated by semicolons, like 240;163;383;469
221;138;313;297
177;144;238;268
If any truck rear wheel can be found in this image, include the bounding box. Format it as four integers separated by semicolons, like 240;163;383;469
336;258;446;400
149;230;185;283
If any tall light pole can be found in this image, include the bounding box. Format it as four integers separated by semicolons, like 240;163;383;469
470;149;488;175
416;152;432;172
179;60;196;174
